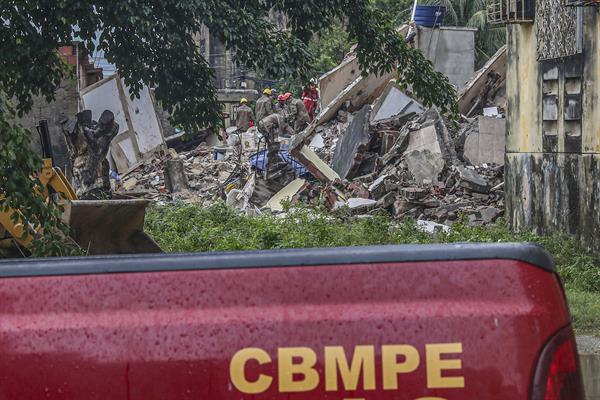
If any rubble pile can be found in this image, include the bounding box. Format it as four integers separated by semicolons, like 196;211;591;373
115;58;507;229
283;102;505;227
116;145;249;205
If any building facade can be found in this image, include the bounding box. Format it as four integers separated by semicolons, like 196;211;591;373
502;1;600;247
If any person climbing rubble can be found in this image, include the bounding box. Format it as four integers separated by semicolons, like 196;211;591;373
236;98;254;131
286;92;310;133
258;112;295;180
258;112;294;143
256;88;274;121
302;80;319;121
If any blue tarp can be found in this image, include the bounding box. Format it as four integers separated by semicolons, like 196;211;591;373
250;148;310;177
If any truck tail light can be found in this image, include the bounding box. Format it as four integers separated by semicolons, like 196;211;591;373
531;326;585;400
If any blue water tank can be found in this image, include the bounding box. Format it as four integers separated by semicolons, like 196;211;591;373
414;5;446;28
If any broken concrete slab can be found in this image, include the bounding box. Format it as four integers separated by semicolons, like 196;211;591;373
291;69;396;152
405;150;445;185
164;159;188;193
458;166;489;193
458;45;506;117
480;206;502;224
346;198;377;210
416;219;451;234
405;124;441;154
331;105;372;180
319;55;361;110
401;187;428;201
265;178;307;212
376;192;397;208
402;123;447;184
292;145;340;183
371;80;425;123
463;116;506;166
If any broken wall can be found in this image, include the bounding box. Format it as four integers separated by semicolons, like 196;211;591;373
417;27;476;88
80;75;166;175
506;7;600;248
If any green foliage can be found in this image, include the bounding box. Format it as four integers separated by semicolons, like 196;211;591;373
308;21;353;74
372;0;415;26
567;290;600;336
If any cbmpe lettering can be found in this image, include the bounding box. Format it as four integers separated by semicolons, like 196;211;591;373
229;343;464;396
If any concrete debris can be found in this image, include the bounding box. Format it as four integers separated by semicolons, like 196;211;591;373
265;178;307;212
457;166;489;193
106;48;508;229
458;45;507;117
463;116;506;166
164;159;188;193
346;198;377;211
416;220;451;234
371;80;425;123
331;105;372;180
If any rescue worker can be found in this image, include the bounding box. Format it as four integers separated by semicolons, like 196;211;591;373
236;98;254;131
258;112;295;143
286;92;310;133
256;88;274;122
302;80;319;121
275;94;289;118
257;112;294;179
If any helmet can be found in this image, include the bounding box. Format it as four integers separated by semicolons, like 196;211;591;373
263;88;272;95
277;94;285;101
283;92;292;101
240;98;248;104
310;78;318;85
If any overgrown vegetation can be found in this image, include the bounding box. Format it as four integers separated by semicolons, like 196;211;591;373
146;202;600;335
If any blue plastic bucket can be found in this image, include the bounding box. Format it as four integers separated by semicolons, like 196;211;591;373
414;5;446;28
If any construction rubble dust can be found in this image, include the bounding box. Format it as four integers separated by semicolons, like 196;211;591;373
114;75;506;231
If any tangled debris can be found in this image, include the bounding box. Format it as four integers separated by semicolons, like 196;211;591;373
116;77;505;229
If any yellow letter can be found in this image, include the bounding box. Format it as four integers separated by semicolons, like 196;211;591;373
325;346;375;391
230;348;273;394
382;345;420;390
278;347;319;392
416;398;448;400
426;343;465;389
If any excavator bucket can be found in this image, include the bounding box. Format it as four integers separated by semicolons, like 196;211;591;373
62;199;162;255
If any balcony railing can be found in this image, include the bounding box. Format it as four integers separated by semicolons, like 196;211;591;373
487;0;535;25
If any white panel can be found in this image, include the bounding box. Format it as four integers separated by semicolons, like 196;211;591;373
81;78;129;135
122;81;165;155
118;137;138;164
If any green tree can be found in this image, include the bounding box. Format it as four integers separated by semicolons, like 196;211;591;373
372;0;416;26
425;0;505;67
1;0;458;256
308;21;353;74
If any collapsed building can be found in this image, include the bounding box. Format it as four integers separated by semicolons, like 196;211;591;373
115;21;507;231
14;16;510;236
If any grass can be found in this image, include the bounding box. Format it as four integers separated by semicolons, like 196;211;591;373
145;202;600;336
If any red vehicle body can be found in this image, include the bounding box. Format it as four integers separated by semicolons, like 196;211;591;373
0;243;584;399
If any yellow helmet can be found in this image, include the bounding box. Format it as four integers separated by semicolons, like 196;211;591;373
240;98;248;104
263;88;272;95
